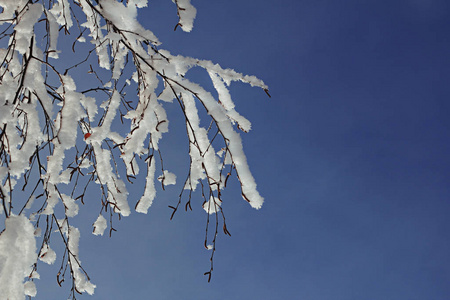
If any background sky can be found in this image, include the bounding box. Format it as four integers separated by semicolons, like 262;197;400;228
32;0;450;299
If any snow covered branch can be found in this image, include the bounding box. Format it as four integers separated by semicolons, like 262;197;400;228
0;0;268;298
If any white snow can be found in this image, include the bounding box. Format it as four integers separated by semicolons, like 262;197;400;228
39;243;57;265
24;281;37;297
49;0;73;29
61;194;79;218
158;170;177;186
135;158;156;214
46;9;60;58
93;214;107;236
98;0;159;44
0;215;37;300
172;0;197;32
67;226;96;295
11;3;43;54
0;0;28;25
0;0;267;296
203;195;222;214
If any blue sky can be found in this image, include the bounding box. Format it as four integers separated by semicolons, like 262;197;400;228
33;0;450;299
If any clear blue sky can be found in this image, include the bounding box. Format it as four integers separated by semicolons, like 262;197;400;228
35;0;450;299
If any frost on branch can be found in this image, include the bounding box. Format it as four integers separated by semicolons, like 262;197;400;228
0;0;268;297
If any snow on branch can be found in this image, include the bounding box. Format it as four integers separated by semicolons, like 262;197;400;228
172;0;197;32
0;0;268;297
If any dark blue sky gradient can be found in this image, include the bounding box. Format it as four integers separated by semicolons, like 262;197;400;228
34;0;450;299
